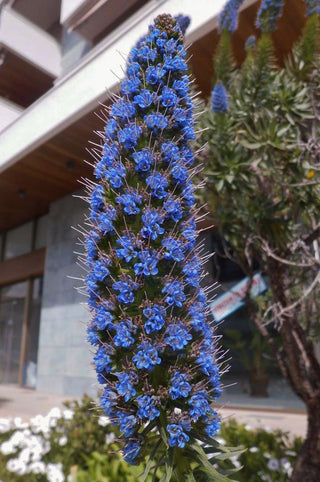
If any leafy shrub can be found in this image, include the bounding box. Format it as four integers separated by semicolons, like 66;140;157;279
0;396;302;481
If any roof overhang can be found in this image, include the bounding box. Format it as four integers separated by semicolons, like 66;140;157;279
0;0;309;231
0;6;61;77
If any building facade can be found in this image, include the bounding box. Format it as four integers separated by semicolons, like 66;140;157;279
0;0;308;401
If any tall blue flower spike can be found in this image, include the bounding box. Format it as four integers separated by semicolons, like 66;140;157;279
175;14;191;36
304;0;320;16
219;0;244;32
256;0;284;33
212;82;229;113
245;35;256;51
84;14;222;466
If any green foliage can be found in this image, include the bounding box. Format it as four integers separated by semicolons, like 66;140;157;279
218;419;302;481
197;15;320;321
0;396;240;482
0;396;302;481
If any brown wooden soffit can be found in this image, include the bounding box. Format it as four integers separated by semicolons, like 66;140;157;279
0;248;46;287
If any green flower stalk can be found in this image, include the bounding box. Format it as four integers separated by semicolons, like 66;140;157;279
83;13;228;480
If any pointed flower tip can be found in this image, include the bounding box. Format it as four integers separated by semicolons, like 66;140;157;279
212;82;229;114
256;0;284;33
175;14;191;36
304;0;320;17
85;13;222;466
219;0;244;33
245;35;256;52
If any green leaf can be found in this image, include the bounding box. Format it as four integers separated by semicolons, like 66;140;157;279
188;442;233;481
141;438;163;482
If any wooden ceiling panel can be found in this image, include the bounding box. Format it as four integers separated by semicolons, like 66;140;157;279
0;50;54;107
0;110;102;231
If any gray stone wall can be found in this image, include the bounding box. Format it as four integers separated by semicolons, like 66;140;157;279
36;192;97;397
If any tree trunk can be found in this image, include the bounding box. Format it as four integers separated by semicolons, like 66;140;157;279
291;398;320;482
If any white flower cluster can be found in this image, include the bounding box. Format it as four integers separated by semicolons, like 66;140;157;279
0;407;74;481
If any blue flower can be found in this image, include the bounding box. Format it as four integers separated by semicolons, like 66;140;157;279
146;172;168;199
121;77;141;95
304;0;320;16
132;148;154;172
163;54;187;72
116;235;139;262
117;411;137;437
94;346;112;374
162;281;186;307
112;278;139;304
175;14;191;36
87;325;99;345
219;0;243;33
172;76;189;96
163;198;183;222
134;89;153;109
145;65;165;85
167;423;190;448
123;440;141;464
132;341;161;370
116;372;138;401
111;99;136;120
171;163;189;184
181;184;195;208
105;163;126;188
116;191;142;215
136;395;160;420
205;415;221;438
134;250;159;276
141;209;164;240
118;124;142;149
100;387;117;417
245;35;256;51
162;237;185;262
161;141;180;163
145;113;168;132
188;391;213;422
160;86;178;107
93;304;114;330
143;304;166;333
256;0;284;32
114;321;136;348
183;257;201;287
85;14;222;463
165;321;192;350
212;83;228;114
169;371;192;399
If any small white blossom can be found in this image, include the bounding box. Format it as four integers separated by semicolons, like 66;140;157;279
59;436;68;446
0;440;15;455
6;458;27;475
47;462;64;482
98;416;109;427
63;409;74;420
105;432;115;445
267;458;280;471
249;446;259;453
47;407;62;419
13;417;28;429
29;461;46;474
0;418;11;433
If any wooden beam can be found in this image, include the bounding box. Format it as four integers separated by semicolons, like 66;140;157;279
0;248;46;286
